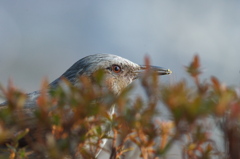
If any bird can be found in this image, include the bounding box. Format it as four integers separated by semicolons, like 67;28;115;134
0;53;172;158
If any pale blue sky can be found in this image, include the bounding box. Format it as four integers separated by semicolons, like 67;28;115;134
0;0;240;93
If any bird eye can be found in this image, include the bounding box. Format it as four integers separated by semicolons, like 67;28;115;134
112;65;122;73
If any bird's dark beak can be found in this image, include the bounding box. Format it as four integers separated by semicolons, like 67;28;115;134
140;65;172;75
135;65;172;76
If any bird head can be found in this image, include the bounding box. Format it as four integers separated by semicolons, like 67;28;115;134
50;54;172;94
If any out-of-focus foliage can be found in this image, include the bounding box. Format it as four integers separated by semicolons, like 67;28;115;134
0;55;239;159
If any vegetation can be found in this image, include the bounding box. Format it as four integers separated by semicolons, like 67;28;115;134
0;55;239;159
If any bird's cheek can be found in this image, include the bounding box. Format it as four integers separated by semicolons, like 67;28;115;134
104;77;121;95
105;77;114;90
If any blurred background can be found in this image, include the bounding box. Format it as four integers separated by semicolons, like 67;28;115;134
1;0;240;95
0;1;239;158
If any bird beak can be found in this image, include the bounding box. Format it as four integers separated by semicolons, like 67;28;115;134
136;65;172;76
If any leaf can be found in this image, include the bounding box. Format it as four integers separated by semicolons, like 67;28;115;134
185;55;202;77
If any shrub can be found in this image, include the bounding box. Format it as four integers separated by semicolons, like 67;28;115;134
0;55;239;159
